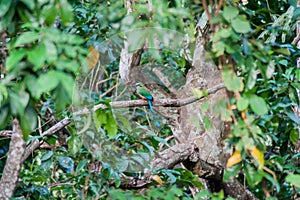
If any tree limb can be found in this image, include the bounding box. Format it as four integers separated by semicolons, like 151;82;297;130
21;118;71;162
0;119;26;199
75;83;225;115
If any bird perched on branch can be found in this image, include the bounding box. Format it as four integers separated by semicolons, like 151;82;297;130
135;82;154;112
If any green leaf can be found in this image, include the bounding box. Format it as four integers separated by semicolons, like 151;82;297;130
223;7;239;21
0;4;14;31
279;59;288;67
113;172;121;187
14;32;40;47
20;0;35;10
232;16;251;33
42;6;58;25
25;75;39;98
0;84;8;106
116;159;128;172
266;60;275;79
296;69;300;81
105;112;118;137
28;43;47;70
59;0;73;25
222;70;244;92
0;0;12;17
41;151;54;161
76;159;88;173
223;163;242;181
200;101;210;112
55;58;79;73
57;156;74;173
9;90;29;116
36;71;60;97
213;99;233;121
289;129;299;145
68;134;82;155
213;41;225;56
286;111;300;125
94;108;118;138
246;68;257;89
55;71;74;99
249;95;268;116
44;40;57;63
237;97;249;111
286;174;300;188
53;85;71;112
244;164;263;187
5;49;27;71
191;88;207;99
203;115;212;130
94;108;107;131
0;106;10;129
20;106;37;139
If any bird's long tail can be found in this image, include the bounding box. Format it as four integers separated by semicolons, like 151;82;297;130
147;99;154;112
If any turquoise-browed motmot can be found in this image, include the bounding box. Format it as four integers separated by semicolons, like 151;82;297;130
135;82;154;112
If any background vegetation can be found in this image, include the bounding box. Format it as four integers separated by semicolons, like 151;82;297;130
0;0;300;199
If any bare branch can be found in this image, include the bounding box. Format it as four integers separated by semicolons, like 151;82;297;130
0;119;26;199
22;118;71;162
75;83;225;115
0;130;13;137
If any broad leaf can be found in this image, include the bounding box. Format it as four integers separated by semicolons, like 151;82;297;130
14;32;40;47
286;174;300;188
250;147;264;169
249;95;268;116
237;97;249;111
5;49;27;71
222;70;244;92
232;16;251;33
0;0;12;17
223;7;239;21
226;150;242;168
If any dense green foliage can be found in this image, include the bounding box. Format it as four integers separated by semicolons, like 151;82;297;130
0;0;300;199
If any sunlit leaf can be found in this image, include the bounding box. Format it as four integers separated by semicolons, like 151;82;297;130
249;95;268;116
14;32;40;47
203;115;212;130
250;147;264;169
226;150;242;168
87;46;100;69
59;0;73;25
286;174;300;188
5;49;27;71
232;16;251;33
237;97;249;111
41;151;54;161
266;60;275;79
191;88;207;99
222;70;244;92
223;7;239;21
151;175;163;185
9;90;29;116
36;71;60;97
244;164;263;187
289;129;299;145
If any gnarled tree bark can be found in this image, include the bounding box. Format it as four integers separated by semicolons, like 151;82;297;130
0;119;26;199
